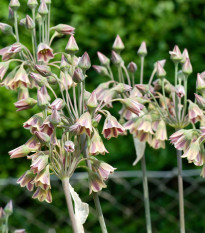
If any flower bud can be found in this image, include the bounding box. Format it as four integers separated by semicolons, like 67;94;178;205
25;15;35;30
36;13;42;24
14;229;27;233
120;98;144;116
137;41;147;57
182;58;192;75
78;52;91;71
92;65;109;76
19;18;26;27
50;108;61;125
196;73;205;91
0;207;5;221
50;98;65;110
64;141;75;152
188;100;203;123
88;170;107;194
97;51;110;66
60;54;70;71
35;131;50;143
65;35;79;54
51;24;75;35
111;50;122;65
35;64;51;77
38;0;48;15
27;0;38;9
181;48;189;64
112;35;125;52
0;23;14;35
154;59;166;69
72;68;85;83
14;98;37;111
195;93;205;109
30;72;48;86
127;62;137;73
37;85;50;109
156;62;166;78
169;45;182;62
9;7;14;20
9;0;20;11
9;145;31;159
4;201;13;216
175;85;185;98
87;91;98;108
112;83;132;93
92;114;102;127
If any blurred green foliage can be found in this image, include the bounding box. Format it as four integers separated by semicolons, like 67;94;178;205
0;0;205;231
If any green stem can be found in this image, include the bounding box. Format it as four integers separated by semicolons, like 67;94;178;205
182;75;188;120
62;177;79;233
81;135;108;233
148;69;156;87
177;149;185;233
140;56;145;84
122;65;131;86
32;30;37;62
48;4;51;43
14;11;19;42
174;63;179;123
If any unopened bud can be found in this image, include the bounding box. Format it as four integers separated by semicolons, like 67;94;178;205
35;64;51;77
26;15;35;30
30;72;48;86
14;98;37;111
112;83;132;93
137;41;147;57
93;65;109;76
36;13;42;24
0;23;14;35
65;35;79;54
8;7;14;20
78;52;91;71
9;0;20;11
195;93;205;108
4;200;13;216
182;58;192;75
154;59;166;68
37;85;50;109
60;54;70;71
19;18;26;27
51;24;75;35
87;91;98;108
112;35;125;52
111;50;122;65
72;68;85;83
50;108;61;125
127;62;137;73
169;45;182;62
27;0;38;9
97;51;110;66
196;73;205;90
156;62;166;78
35;131;50;143
181;48;189;64
38;0;48;16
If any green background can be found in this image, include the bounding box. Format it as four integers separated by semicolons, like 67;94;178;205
0;0;205;232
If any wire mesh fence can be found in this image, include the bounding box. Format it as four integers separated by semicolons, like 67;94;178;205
0;168;205;233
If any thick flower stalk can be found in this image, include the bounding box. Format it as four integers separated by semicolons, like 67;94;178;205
0;1;127;232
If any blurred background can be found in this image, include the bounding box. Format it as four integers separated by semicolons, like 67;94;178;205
0;0;205;232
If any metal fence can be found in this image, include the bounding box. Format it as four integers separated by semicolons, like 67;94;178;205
0;169;205;233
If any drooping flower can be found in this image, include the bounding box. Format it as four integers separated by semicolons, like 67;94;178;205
0;62;9;80
102;114;125;139
23;113;43;133
181;139;201;162
69;112;93;137
188;100;203;123
17;170;36;191
88;171;107;194
32;187;52;203
40;117;54;136
9;66;30;89
175;85;185;98
169;45;182;62
119;98;144;116
34;165;50;190
50;98;65;110
14;98;37;111
93;160;116;180
155;120;167;141
89;130;108;155
37;43;54;63
30;153;49;174
64;141;75;153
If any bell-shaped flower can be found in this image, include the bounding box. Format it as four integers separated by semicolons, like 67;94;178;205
17;170;36;191
23;113;43;133
37;43;54;63
149;138;165;149
195;93;205;109
89;130;108;155
188;100;203;123
50;108;61;125
88;171;107;194
40;117;54;136
0;62;9;80
120;98;144;116
35;64;51;77
31;154;49;174
34;165;50;190
181;139;201;162
69;112;93;137
9;66;30;89
102;114;125;139
50;98;65;110
32;187;52;203
155;120;167;141
93;160;116;181
4;200;13;216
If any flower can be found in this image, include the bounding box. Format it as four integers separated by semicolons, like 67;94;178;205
120;98;144;116
37;43;54;62
37;85;50;109
102;115;125;139
169;45;182;62
181;139;201;162
87;91;98;109
23;113;43;133
188;100;203;123
14;97;37;111
65;35;79;54
88;171;107;194
50;108;61;125
69;112;93;137
0;62;9;80
32;187;52;203
182;58;192;75
30;154;49;174
93;160;116;180
194;93;205;109
92;65;109;76
50;98;65;110
34;165;50;190
51;24;75;35
35;131;50;143
175;85;185;98
112;35;125;52
1;43;22;61
97;51;110;66
17;170;36;191
78;52;91;71
89;130;108;155
137;41;147;57
155;120;167;141
150;138;165;149
9;66;30;89
4;200;13;216
127;62;137;73
64;141;75;152
40;117;54;136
